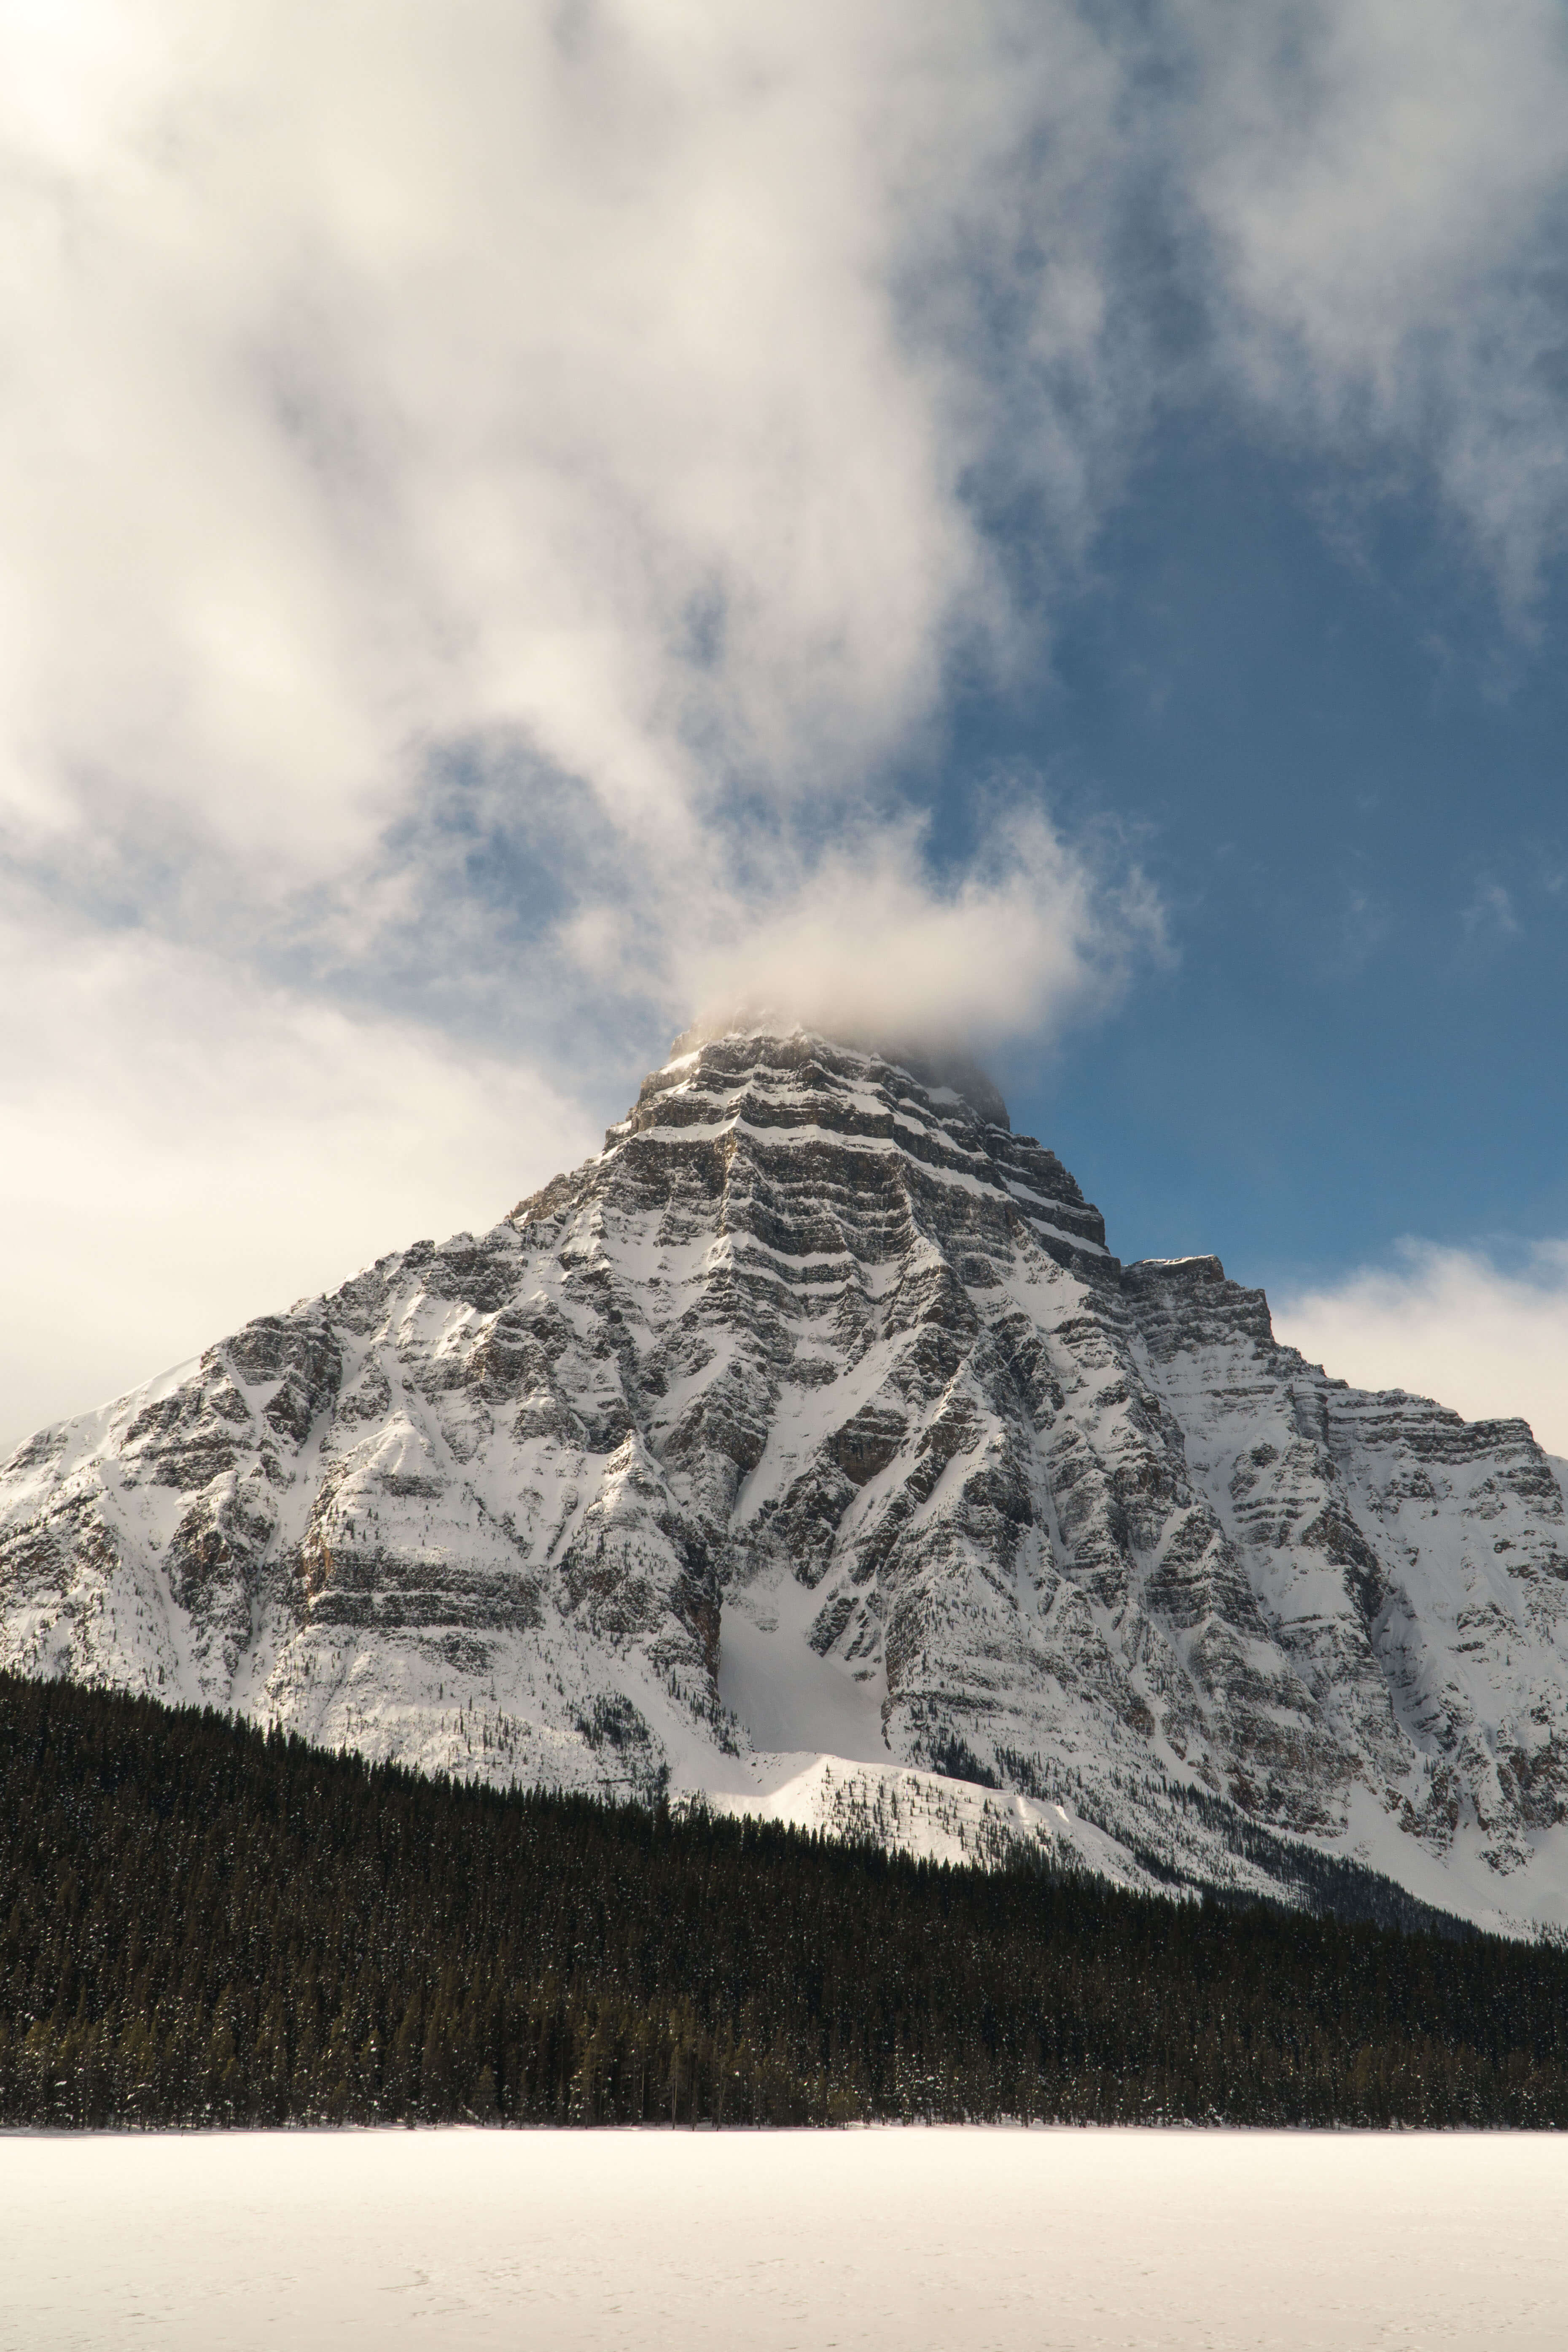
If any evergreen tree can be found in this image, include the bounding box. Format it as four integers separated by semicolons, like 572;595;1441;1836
3;1668;1567;2131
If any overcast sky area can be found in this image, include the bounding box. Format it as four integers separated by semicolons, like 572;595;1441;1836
3;0;1568;1451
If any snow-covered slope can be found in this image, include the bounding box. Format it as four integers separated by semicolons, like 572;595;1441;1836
4;1024;1567;1930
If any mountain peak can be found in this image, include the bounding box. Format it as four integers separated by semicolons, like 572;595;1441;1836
3;1011;1567;1934
664;1015;1011;1131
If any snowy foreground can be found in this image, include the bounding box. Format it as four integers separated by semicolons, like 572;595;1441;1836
4;2127;1567;2351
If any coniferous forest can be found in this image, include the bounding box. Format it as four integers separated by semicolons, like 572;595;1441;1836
5;1668;1568;2131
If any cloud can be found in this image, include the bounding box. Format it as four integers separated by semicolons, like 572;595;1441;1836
3;0;1565;945
0;0;1122;892
674;811;1165;1052
0;900;597;1454
0;792;1156;1449
1461;879;1521;939
4;2;1568;1433
1180;0;1568;604
5;3;1563;907
1273;1240;1568;1459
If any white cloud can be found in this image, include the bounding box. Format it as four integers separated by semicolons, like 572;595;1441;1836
0;902;597;1453
1181;0;1568;603
1273;1241;1568;1459
3;0;1565;912
3;2;1568;1436
3;0;1565;916
675;812;1164;1052
0;2;1139;1438
0;0;1125;889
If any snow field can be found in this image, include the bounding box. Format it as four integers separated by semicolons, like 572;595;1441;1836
3;2125;1567;2351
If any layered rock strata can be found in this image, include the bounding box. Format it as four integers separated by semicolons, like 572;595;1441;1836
3;1025;1566;1928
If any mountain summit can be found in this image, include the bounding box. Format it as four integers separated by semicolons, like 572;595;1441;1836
4;1023;1567;1929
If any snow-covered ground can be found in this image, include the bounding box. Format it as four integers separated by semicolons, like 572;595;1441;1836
4;2127;1566;2350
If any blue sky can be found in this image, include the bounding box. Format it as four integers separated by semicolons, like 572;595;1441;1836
2;0;1567;1450
974;427;1568;1287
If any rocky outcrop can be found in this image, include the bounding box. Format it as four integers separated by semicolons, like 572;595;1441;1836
3;1023;1566;1928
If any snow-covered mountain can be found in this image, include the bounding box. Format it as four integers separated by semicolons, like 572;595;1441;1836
4;1023;1567;1931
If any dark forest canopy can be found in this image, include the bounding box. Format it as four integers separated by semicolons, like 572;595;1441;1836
3;1669;1567;2131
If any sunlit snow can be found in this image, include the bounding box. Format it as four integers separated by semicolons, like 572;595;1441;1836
9;1026;1568;1933
4;2126;1566;2351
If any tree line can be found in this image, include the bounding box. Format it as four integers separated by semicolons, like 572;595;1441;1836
3;1667;1566;2130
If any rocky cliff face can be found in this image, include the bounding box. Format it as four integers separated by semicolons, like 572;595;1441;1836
4;1025;1567;1929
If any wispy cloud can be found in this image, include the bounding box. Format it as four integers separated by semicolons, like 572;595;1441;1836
4;1;1568;1426
1323;886;1394;979
1461;878;1522;939
675;811;1166;1052
6;2;1567;942
1179;0;1568;610
0;895;597;1453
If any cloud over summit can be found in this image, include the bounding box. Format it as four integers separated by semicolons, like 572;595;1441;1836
3;0;1568;1434
679;814;1165;1055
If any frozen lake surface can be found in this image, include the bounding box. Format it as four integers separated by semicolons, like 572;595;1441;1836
4;2126;1566;2349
